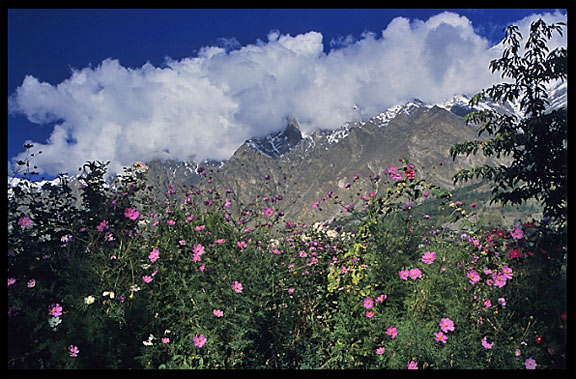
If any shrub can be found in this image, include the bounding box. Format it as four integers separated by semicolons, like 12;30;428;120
7;155;566;370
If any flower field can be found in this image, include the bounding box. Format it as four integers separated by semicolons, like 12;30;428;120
7;159;567;370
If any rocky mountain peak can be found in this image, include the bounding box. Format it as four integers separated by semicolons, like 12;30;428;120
248;118;303;158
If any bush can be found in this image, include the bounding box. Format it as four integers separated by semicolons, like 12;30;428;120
7;156;566;370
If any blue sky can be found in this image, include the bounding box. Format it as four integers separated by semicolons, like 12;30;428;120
6;8;568;178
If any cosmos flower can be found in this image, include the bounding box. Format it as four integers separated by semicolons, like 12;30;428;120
124;208;139;220
524;358;537;370
193;334;207;348
67;345;79;357
434;331;448;344
232;281;243;293
421;251;436;264
440;318;455;333
148;248;160;262
481;336;494;349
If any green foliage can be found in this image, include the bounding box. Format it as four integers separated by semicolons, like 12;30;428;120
7;153;566;370
450;19;567;226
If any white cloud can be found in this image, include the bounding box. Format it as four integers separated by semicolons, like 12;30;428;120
8;11;567;177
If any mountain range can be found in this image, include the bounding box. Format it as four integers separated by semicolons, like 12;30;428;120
11;81;566;225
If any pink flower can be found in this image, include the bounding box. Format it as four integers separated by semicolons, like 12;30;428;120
124;208;139;220
148;248;160;262
49;303;63;317
492;273;507;288
501;266;513;279
498;297;507;308
481;336;494;349
483;298;492;308
467;270;481;284
434;331;448;344
232;281;243;293
8;278;16;287
409;268;422;280
524;357;537;369
509;249;522;259
213;309;224;317
161;337;170;344
263;207;275;217
142;275;153;283
399;270;410;280
236;241;247;249
17;217;33;227
386;326;397;338
376;294;387;303
67;345;79;357
167;219;176;226
363;297;374;309
376;347;385;355
96;220;109;232
192;244;205;262
193;334;207;348
407;361;418;370
27;279;36;288
421;251;436;264
365;310;375;318
440;318;454;333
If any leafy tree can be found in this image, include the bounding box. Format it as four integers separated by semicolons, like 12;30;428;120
450;19;567;226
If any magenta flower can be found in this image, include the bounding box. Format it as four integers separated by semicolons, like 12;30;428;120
232;281;243;293
421;251;436;264
363;297;374;309
124;208;139;220
96;220;109;232
481;336;494;349
27;279;36;288
483;298;492;308
148;248;160;263
434;331;448;344
142;275;153;284
498;297;507;308
213;309;224;317
409;268;422;280
365;310;375;318
161;337;170;344
263;207;275;217
467;270;481;284
17;216;33;227
510;224;524;240
440;318;454;333
67;345;79;357
509;249;522;259
236;241;247;249
386;326;397;338
48;303;63;317
193;334;207;348
8;278;16;287
399;269;410;280
524;357;537;369
407;361;418;370
376;347;385;355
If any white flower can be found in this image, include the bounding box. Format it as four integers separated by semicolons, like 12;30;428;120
130;285;141;292
102;291;115;299
84;295;95;305
48;316;62;329
142;334;155;346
